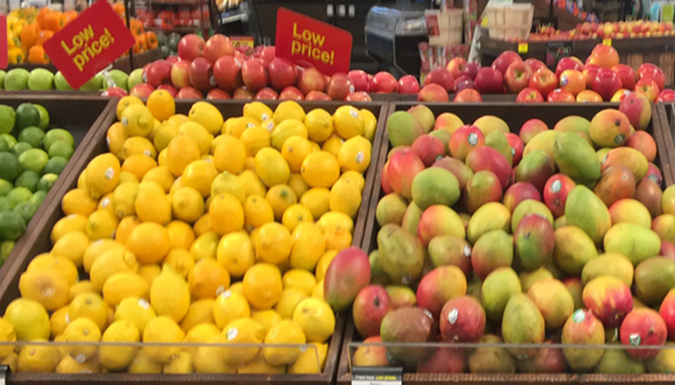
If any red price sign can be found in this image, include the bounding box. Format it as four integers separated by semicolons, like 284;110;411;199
43;0;135;89
275;7;352;76
0;16;7;69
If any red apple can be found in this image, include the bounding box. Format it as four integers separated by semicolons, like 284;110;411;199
612;64;637;90
547;88;575;102
424;68;454;92
258;46;276;66
373;71;398;93
145;60;172;88
279;86;304;100
635;78;660;101
368;74;378;92
455;76;477;93
638;63;665;90
268;57;297;91
516;87;544;102
298;68;326;95
398;75;420;94
576;90;603;102
130;83;155;98
241;58;268;92
177;34;205;61
454;88;482;102
492;50;522;78
349;70;370;92
166;55;179;64
175;86;203;99
583;64;601;89
592;68;622;101
101;87;127;98
171;59;192;89
657;89;675;102
555;57;584;78
588;44;619;68
475;67;503;94
207;88;231;99
462;62;481;80
345;92;372;102
529;68;557;97
504;61;533;93
326;73;354;100
525;58;547;73
213;55;242;92
157;84;177;97
418;83;449;102
305;90;332;101
189;57;215;92
233;86;253;100
446;57;466;80
203;34;234;63
254;87;278;100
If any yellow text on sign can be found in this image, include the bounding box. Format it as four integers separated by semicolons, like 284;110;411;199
291;23;335;65
61;25;116;71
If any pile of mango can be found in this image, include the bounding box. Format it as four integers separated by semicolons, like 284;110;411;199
338;93;675;374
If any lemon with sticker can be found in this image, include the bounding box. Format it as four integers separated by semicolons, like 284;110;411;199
243;102;274;123
240;126;271;157
114;297;156;334
282;135;314;172
271;119;308;150
213;290;250;329
61;318;101;362
85;153;121;199
121;104;154;138
333;105;365;139
338;135;371;173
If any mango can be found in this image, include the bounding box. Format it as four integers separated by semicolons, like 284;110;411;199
553;226;598;276
417;205;465;246
401;202;423;235
593;343;645;374
581;252;634;286
520;119;549;145
501;294;546;359
582;276;634;328
604;223;660;266
554;116;592;145
416;266;467;318
432;157;473;190
481;267;521;323
589;109;632;148
620;92;652;131
637;178;663;218
553;132;601;185
485;131;513;166
543;173;576;218
564;277;584;310
634;257;675;306
471;230;513;279
528;279;574;330
516;150;555;191
418;347;466;373
428;235;472;276
561;309;605;372
503;182;542;213
428;130;451;155
411;168;460;210
511;199;554;230
407;105;435;133
324;247;371;312
466;202;511;244
514;214;555;272
353;336;390;367
387;111;425;147
380;307;435;364
523;130;560;160
602;147;649;181
387;146;412;161
516;341;566;374
553;216;567;229
520;268;554;293
644;343;675;373
608;198;650;228
464;170;503;213
619;308;668;360
465;146;511;189
448;125;485;162
468;335;516;374
565;185;611;245
369;251;390;286
376;193;408;227
377;224;425;286
596;147;612;162
663;185;675;215
594;166;636;208
652;214;675;244
387;150;425;199
439;296;485;342
474;115;509;136
435;112;464;133
385;285;416;309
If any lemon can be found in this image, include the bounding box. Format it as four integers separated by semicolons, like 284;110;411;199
179;300;216;333
68;292;108;330
266;184;297;221
121;155;158;181
163;248;195;278
90;248;138;292
248;310;281;334
99;320;140;371
163;351;193;374
182;159;218;198
69;280;94;303
275;288;307;319
121;104;155;137
86;209;119;240
4;298;49;341
98;193;114;215
166;220;195;250
169;187;203;224
83;239;124;273
255;222;292;265
237;171;266;199
50;307;70;338
274;101;306;124
166;135;201;177
329;178;362;218
244;156;256;172
288;342;328;374
240;126;271;156
238;355;286;374
211;136;245;175
153;122;180;152
281;135;314;173
19;269;70;310
213;290;250;329
301;151;340;188
223;116;258;138
255;147;290;187
56;353;102;373
150;265;190;322
115;297;156;334
188;258;231;299
61;188;97;217
107;122;129;160
322;134;344;158
338;135;371;173
193;214;213;237
145;90;175;122
188;101;223;134
178;121;213;156
211;171;246;203
261;119;276;132
243;263;283;310
360;109;377;141
298;188;329;219
28;253;78;285
219;318;266;366
120;171;140;184
183;323;220;355
135;181;172;225
217;232;255;278
85;153;121;199
116;96;144;121
243;102;274;123
111;182;140;219
138;265;161;288
341;171;365;192
304;108;334;142
78;170;87;189
143;316;185;363
122;136;157;160
293;298;335;343
50;214;87;244
168;114;189;126
190;232;219;260
282;204;314;232
323;228;352;251
290;223;326;271
61;318;101;362
286;174;308;199
263;320;306;365
271;119;308;150
283;269;318;296
102;272;149;307
312;282;324;299
1;352;16;373
17;341;60;373
315;250;338;281
194;344;236;373
142;166;174;193
126;222;170;264
243;195;274;231
128;348;163;373
319;211;354;233
333;106;365;139
209;193;244;235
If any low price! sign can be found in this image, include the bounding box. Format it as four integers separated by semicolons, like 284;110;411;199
43;0;135;89
275;8;352;75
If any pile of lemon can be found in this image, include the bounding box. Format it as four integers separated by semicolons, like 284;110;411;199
0;91;376;374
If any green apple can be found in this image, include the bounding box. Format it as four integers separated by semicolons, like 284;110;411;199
127;69;144;90
54;71;73;90
0;70;6;89
4;68;29;91
107;69;129;91
79;74;103;91
27;68;54;91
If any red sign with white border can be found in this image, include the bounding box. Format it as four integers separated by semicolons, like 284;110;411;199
43;0;135;89
275;7;352;76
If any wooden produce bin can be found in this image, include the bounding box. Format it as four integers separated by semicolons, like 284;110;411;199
337;102;675;385
655;102;675;177
0;100;389;385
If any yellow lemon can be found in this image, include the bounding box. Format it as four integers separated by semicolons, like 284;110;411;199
135;181;172;225
122;136;157;160
211;171;246;203
51;231;90;268
243;101;274;123
86;209;119;240
323;227;352;251
103;272;150;307
147;89;176;122
4;298;49;341
318;211;354;233
97;192;115;216
183;323;220;355
116;96;143;121
274;100;306;124
17;341;60;373
126;222;170;264
99;320;140;371
329;177;362;218
164;351;194;373
315;250;338;281
51;214;88;243
50;307;70;338
121;155;158;181
188;258;231;299
333;105;365;139
261;118;276;133
282;204;314;232
288;173;310;198
263;320;306;365
275;289;307;319
121;104;155;137
69;280;94;303
182;159;218;197
128;348;163;373
339;170;365;191
219;318;266;366
360;108;377;141
251;310;282;334
179;121;213;155
282;269;317;296
150;265;190;322
300;187;331;219
255;147;290;187
180;300;216;333
301;151;340;188
213;290;250;329
28;253;78;286
293;298;335;342
61;318;101;362
163;248;195;278
223;116;258;137
217;232;256;278
338;135;372;173
190;232;219;260
271;119;308;150
213;135;246;174
243;195;274;231
281;135;314;172
171;186;204;224
19;269;69;311
189;101;223;134
83;239;125;273
90;248;139;292
165;220;195;250
111;182;140;219
120;171;140;184
237;355;285;374
290;223;326;271
166;135;201;177
243;263;283;310
116;216;141;244
266;184;297;221
115;297;156;334
61;188;98;217
85;153;121;199
193;214;212;236
143;316;185;363
168;114;189;126
158;149;168;167
288;342;328;374
153;121;180;152
209;193;244;235
244;156;256;172
143;166;175;193
321;134;344;158
194;344;236;373
254;222;292;265
69;293;109;330
312;282;324;299
238;170;267;197
304;108;334;142
240;126;271;157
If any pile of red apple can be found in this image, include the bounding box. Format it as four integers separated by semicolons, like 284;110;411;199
529;20;675;42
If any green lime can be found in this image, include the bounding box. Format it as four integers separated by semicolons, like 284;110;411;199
13;201;37;223
0;105;16;135
0;179;12;196
0;240;15;262
0;197;11;210
37;173;58;192
0;153;21;181
47;141;74;160
18;149;49;174
15;103;40;131
30;190;47;206
44;157;67;175
15;170;40;192
0;210;26;241
0;136;8;153
33;104;49;130
1;134;16;149
44;129;74;151
11;142;32;157
18;126;45;148
7;186;32;206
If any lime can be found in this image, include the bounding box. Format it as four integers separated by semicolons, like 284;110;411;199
0;106;15;134
0;210;26;241
7;187;32;207
0;240;15;262
44;157;67;175
0;153;21;181
37;174;58;192
0;198;11;210
43;129;74;151
0;137;8;153
18;127;45;148
12;142;32;157
15;103;40;130
13;201;38;222
18;149;49;174
47;141;74;160
0;180;12;196
1;134;16;149
15;170;40;192
30;190;47;206
33;104;49;130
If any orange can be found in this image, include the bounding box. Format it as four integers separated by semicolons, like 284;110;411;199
126;222;171;264
188;258;231;299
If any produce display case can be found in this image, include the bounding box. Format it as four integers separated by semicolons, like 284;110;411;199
337;101;675;385
656;102;675;171
0;99;390;384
